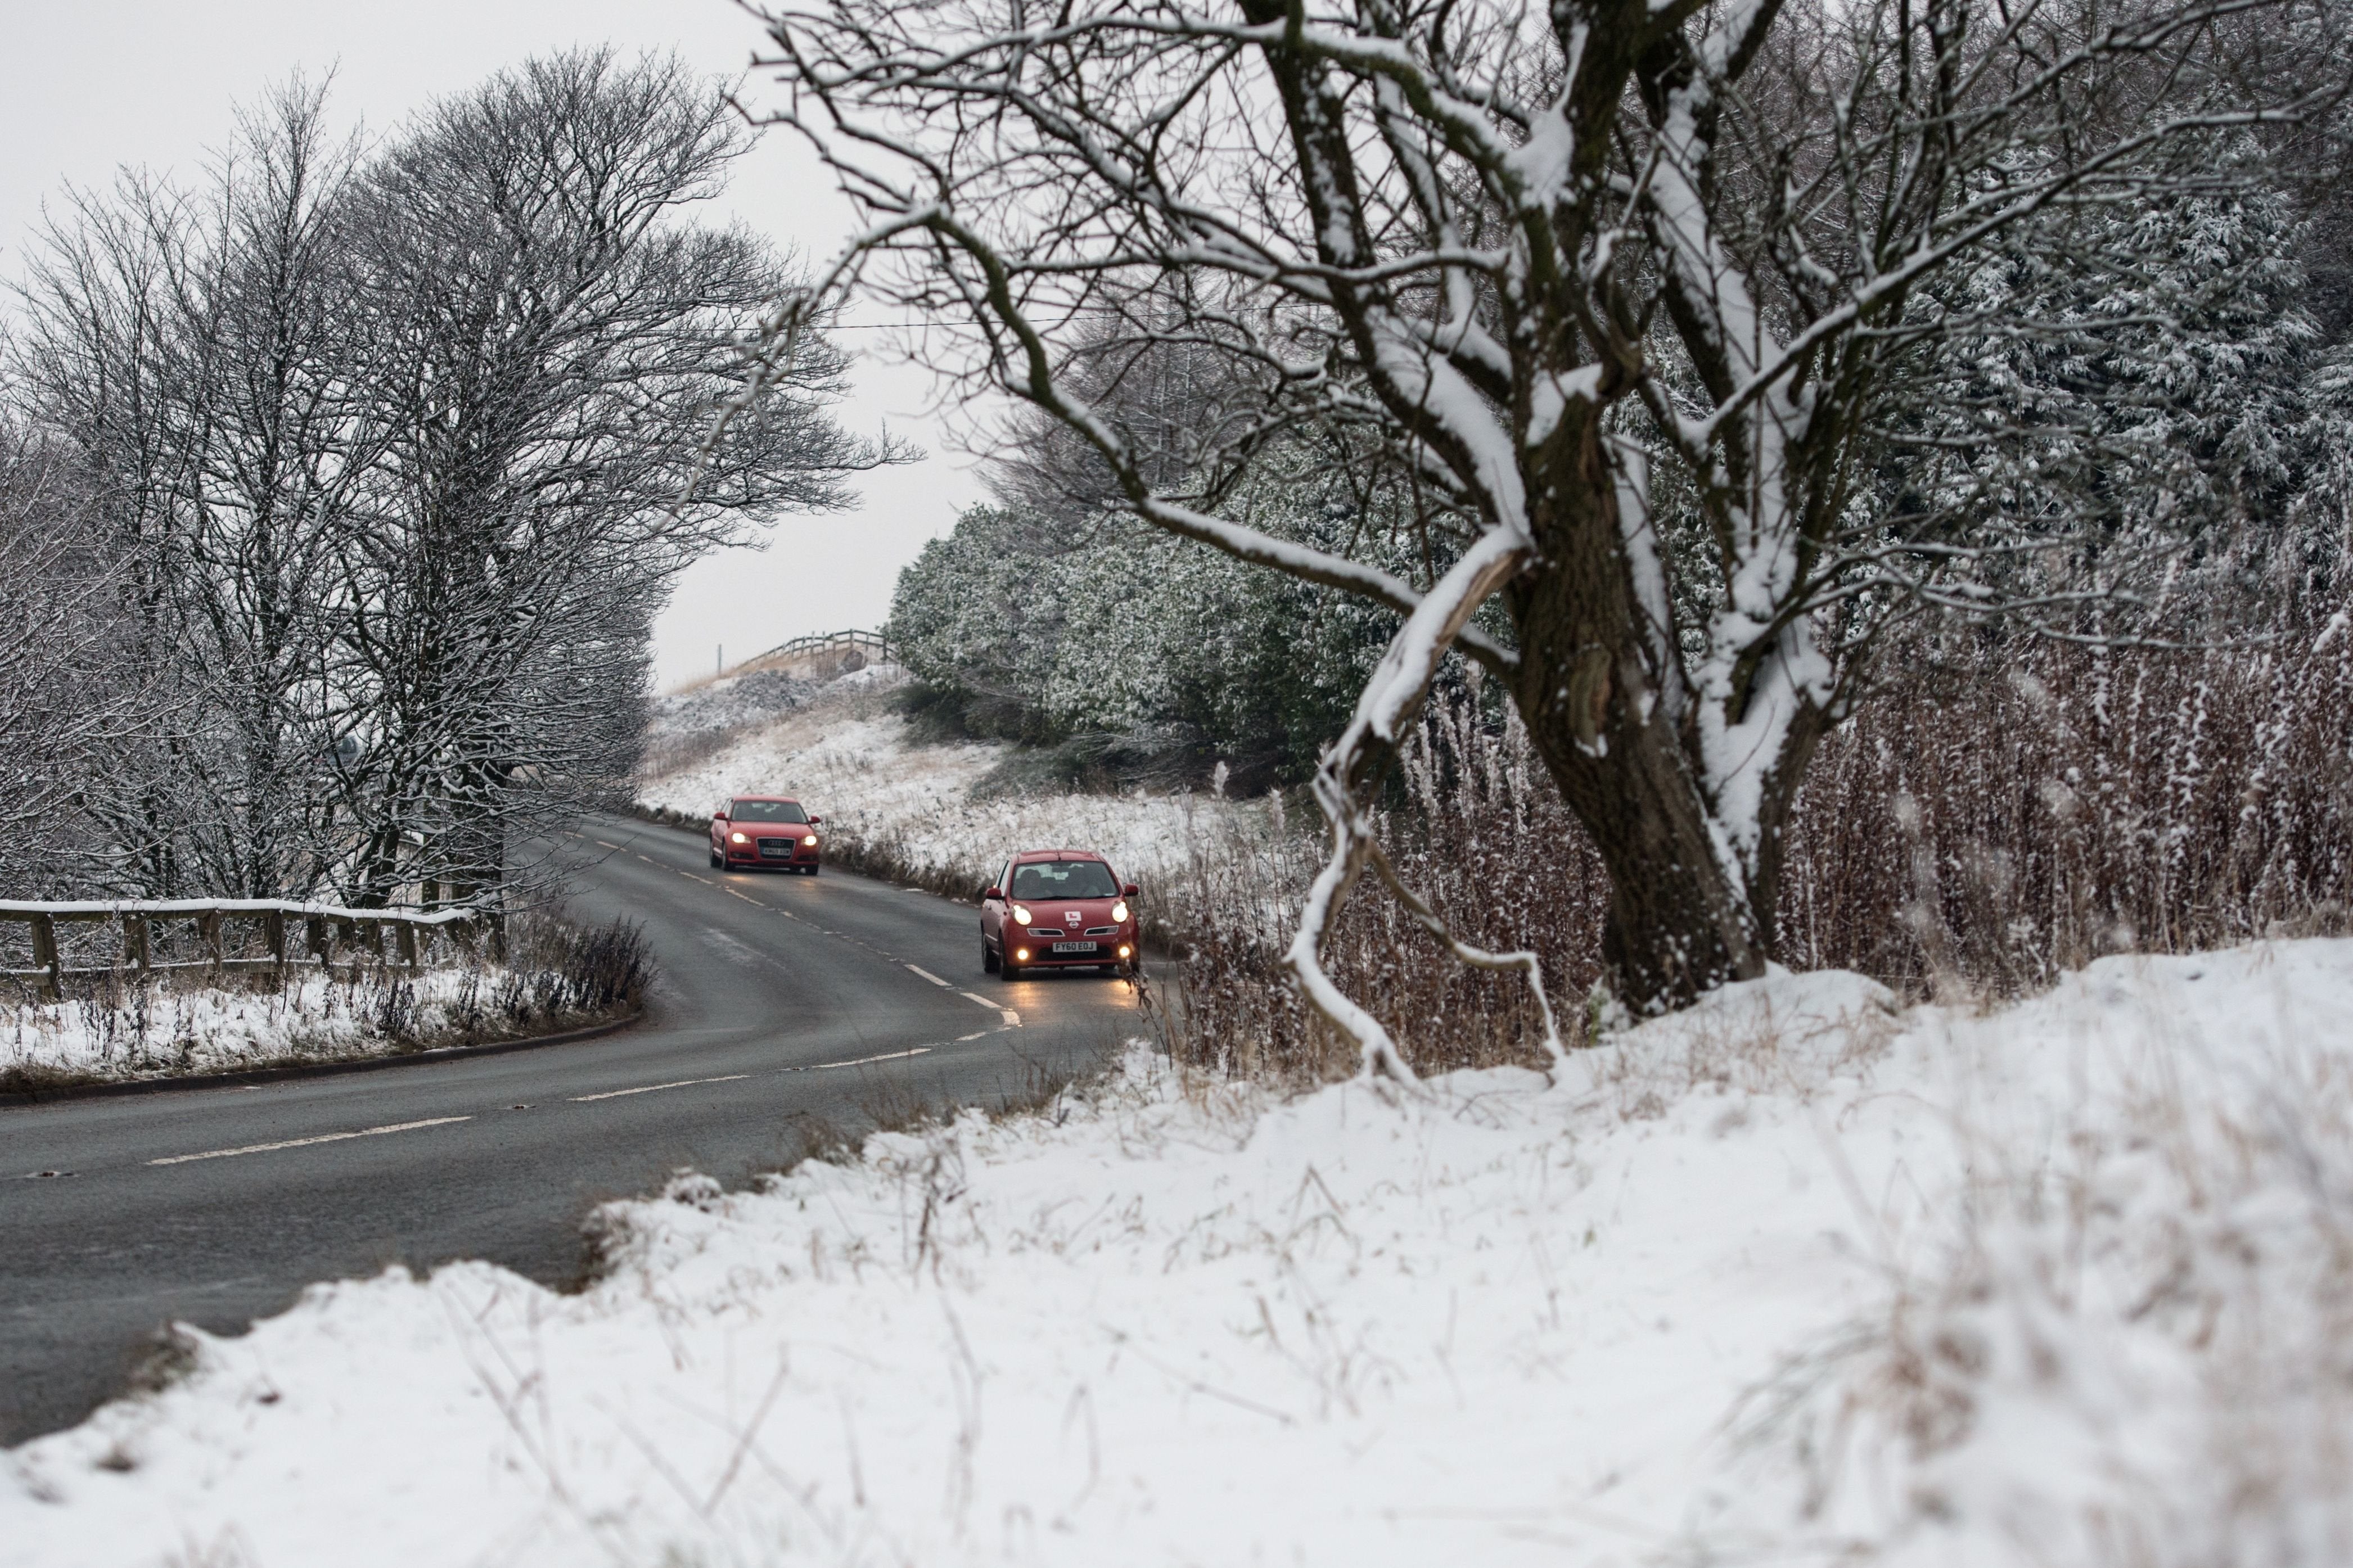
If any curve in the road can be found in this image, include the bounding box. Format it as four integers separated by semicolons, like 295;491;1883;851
1;815;1143;1445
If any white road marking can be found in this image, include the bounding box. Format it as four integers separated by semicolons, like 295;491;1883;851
905;965;950;987
782;1047;932;1074
956;1031;989;1042
594;839;620;849
681;872;714;885
150;1117;472;1167
960;991;1022;1027
571;1074;750;1102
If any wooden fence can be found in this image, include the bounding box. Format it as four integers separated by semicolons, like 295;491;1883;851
738;628;894;678
0;899;495;1002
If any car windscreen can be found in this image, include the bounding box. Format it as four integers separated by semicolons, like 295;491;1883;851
729;800;808;824
1011;860;1119;900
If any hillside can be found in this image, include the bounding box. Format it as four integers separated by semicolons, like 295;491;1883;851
635;661;1274;900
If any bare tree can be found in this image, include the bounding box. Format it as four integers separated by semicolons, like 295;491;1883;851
8;168;210;894
0;428;141;892
6;57;893;911
335;49;898;906
746;0;2346;1056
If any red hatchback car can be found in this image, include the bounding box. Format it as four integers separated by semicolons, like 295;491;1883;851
710;796;822;873
981;850;1139;979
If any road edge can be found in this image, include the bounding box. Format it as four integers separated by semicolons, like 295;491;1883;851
0;1006;648;1109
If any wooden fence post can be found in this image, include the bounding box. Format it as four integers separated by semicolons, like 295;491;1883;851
306;916;329;965
122;912;150;977
264;910;287;974
28;914;61;1002
395;919;418;969
198;912;224;979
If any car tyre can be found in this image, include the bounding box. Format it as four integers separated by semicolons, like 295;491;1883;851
806;863;820;876
1000;955;1021;981
982;941;999;974
709;847;722;869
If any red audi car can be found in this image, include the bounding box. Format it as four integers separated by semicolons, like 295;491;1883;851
710;796;822;873
980;849;1139;978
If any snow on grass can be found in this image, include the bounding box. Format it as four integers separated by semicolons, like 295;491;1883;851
637;665;1270;894
11;942;2352;1564
0;964;618;1094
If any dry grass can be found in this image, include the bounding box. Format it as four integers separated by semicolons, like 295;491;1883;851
1788;1008;2353;1564
1163;609;2353;1082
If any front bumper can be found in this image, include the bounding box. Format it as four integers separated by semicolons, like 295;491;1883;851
726;835;818;867
1004;935;1137;967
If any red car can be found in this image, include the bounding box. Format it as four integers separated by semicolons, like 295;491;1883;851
980;849;1139;978
710;796;823;873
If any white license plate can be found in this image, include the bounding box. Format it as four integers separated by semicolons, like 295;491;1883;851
1051;941;1096;954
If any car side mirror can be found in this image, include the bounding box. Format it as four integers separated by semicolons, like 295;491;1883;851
1123;883;1139;898
808;816;822;826
982;885;1002;901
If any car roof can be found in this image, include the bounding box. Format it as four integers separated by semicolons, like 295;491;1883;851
1010;848;1107;863
730;794;801;803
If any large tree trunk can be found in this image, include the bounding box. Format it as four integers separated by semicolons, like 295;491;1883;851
1503;417;1824;1013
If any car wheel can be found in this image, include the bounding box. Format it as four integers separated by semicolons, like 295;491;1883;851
982;941;999;974
709;847;722;869
806;863;820;876
1000;955;1021;981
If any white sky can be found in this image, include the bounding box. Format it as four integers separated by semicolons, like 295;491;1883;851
0;0;985;692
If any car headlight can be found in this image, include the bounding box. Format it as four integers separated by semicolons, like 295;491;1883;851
1117;944;1133;959
1111;900;1129;922
1012;905;1033;924
1015;947;1030;962
804;834;818;846
729;832;747;844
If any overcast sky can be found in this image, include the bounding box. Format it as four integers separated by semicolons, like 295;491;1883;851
0;0;985;691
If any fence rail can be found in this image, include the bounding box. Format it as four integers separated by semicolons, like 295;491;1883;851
742;627;894;674
0;898;496;1002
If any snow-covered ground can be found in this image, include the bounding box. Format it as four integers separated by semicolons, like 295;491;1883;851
11;941;2349;1565
638;663;1270;894
1;968;596;1093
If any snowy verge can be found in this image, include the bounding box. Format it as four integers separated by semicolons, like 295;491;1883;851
635;665;1272;899
8;943;2351;1565
0;968;632;1096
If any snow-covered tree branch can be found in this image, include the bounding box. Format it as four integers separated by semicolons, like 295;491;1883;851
746;0;2349;1023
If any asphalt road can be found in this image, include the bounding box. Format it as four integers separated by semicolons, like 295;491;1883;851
0;815;1144;1445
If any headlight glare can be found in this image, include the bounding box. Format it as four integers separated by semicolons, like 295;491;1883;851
804;834;818;846
1111;900;1129;922
1013;905;1033;924
729;832;747;844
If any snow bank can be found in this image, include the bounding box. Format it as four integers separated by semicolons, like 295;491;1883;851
2;968;586;1092
9;944;2352;1564
637;667;1269;892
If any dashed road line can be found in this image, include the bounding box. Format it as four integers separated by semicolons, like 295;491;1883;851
782;1047;934;1074
680;872;714;885
906;965;950;987
960;991;1022;1027
571;1074;750;1103
151;1117;472;1167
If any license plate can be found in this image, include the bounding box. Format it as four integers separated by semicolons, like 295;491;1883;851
759;845;790;857
1051;941;1096;954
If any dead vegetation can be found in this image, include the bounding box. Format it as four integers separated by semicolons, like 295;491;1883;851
1163;616;2353;1083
